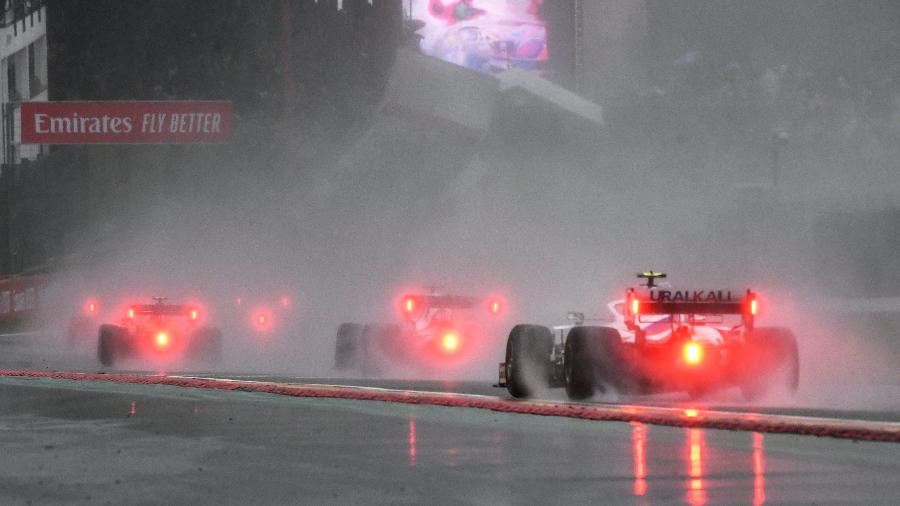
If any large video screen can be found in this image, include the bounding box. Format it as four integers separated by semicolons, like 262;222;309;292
410;0;548;75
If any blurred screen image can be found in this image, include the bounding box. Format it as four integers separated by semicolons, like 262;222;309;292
411;0;548;74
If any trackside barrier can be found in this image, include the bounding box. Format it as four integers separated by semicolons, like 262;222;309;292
0;370;897;443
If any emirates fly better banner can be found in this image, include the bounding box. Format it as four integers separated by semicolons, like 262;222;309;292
20;101;233;144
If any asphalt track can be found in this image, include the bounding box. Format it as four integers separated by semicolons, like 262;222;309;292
1;333;899;504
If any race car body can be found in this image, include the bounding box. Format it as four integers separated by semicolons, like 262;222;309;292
97;298;222;367
335;291;507;376
499;272;799;401
232;292;295;337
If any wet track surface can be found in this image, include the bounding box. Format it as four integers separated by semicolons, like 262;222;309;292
1;333;899;504
2;375;899;505
198;374;900;424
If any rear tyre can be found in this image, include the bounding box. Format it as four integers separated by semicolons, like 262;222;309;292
564;326;622;401
334;323;363;370
739;327;800;401
97;324;126;367
504;324;553;398
359;324;400;377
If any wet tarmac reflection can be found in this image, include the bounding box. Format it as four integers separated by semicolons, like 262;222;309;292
628;423;768;505
408;417;417;467
687;428;707;505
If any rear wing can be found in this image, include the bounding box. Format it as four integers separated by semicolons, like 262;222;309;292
132;304;188;316
625;288;758;327
416;295;478;309
400;293;504;319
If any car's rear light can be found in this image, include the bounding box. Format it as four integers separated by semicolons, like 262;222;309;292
631;298;640;316
85;300;98;315
252;307;273;331
236;297;243;306
127;307;135;319
156;332;169;347
750;298;758;316
488;299;502;316
683;342;704;365
401;295;426;320
281;296;291;308
441;332;460;353
189;308;199;321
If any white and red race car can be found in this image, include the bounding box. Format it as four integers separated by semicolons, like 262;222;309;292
499;272;799;401
335;290;507;376
97;297;222;367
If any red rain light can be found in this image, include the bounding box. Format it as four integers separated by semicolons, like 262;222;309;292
683;342;704;365
127;307;135;319
252;308;274;331
189;308;199;321
281;296;291;308
86;301;97;315
488;299;502;315
631;298;640;315
156;332;169;347
404;296;416;314
441;332;460;353
750;298;758;316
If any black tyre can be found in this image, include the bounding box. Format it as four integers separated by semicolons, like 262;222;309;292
334;323;364;370
564;326;622;400
739;327;800;401
359;324;400;377
504;324;553;398
97;324;126;367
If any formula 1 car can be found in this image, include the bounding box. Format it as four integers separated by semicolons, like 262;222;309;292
334;291;506;375
498;272;799;401
232;292;294;336
97;297;222;367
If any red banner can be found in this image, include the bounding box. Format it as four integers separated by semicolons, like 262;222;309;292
20;101;233;144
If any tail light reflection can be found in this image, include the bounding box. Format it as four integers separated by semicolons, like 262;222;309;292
625;419;767;503
753;433;766;506
408;418;417;467
631;422;648;497
687;429;707;506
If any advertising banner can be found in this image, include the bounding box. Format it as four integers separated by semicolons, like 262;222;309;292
20;101;233;144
